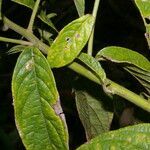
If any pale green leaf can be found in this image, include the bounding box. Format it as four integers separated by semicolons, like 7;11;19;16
77;123;150;150
75;91;113;140
12;47;68;150
135;0;150;18
47;14;94;68
78;53;106;84
8;45;27;54
74;0;85;17
96;46;150;72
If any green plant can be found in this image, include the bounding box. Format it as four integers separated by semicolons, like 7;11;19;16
0;0;150;149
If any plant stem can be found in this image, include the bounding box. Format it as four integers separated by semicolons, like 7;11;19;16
28;0;41;32
3;14;150;113
69;62;150;113
87;0;100;55
0;36;33;45
3;16;49;54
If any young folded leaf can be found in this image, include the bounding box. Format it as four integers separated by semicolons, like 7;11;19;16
78;53;106;84
74;0;85;17
12;0;57;31
12;47;68;150
77;123;150;150
47;14;94;68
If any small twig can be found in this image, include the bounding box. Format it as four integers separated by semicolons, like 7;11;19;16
87;0;100;55
68;62;150;113
3;16;49;54
0;36;33;46
27;0;41;32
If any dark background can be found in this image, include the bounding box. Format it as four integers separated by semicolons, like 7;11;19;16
0;0;149;149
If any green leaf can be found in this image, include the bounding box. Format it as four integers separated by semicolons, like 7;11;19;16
12;0;57;31
77;123;150;150
39;11;57;32
12;47;68;150
78;53;106;84
96;46;150;72
75;91;113;140
125;66;150;95
74;0;85;17
135;0;150;18
47;14;94;68
7;45;27;54
12;0;35;8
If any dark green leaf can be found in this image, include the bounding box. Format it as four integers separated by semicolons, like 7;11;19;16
12;47;68;150
78;53;106;84
47;14;94;68
75;91;113;140
77;123;150;150
74;0;85;17
12;0;57;31
96;46;150;72
125;66;150;95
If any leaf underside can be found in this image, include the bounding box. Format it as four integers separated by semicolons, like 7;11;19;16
12;47;68;150
96;46;150;96
75;91;113;140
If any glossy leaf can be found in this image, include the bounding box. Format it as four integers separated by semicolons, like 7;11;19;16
12;47;68;150
78;53;106;84
75;91;113;140
74;0;85;17
47;14;94;68
96;46;150;72
135;0;150;18
77;123;150;150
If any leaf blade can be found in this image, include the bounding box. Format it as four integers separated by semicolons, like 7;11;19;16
47;14;95;68
135;0;150;18
74;0;85;17
78;53;106;84
12;47;68;150
77;124;150;150
96;46;150;72
75;90;113;140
